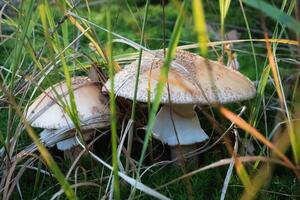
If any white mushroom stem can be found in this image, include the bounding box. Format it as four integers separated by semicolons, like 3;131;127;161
153;104;208;165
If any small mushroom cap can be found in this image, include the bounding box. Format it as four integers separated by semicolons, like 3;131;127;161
104;49;256;104
27;77;110;129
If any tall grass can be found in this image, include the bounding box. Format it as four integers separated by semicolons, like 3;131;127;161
1;0;300;199
106;9;120;200
127;0;150;172
137;0;187;168
192;0;208;56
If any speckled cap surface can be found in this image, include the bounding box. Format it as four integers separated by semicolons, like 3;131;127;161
104;49;256;104
27;77;110;129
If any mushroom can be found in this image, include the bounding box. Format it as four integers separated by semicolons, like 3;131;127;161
104;49;256;165
26;76;110;159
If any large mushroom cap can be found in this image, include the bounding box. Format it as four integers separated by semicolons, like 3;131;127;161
104;49;256;104
27;76;110;129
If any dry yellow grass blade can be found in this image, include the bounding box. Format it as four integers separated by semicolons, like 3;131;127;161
179;38;299;50
241;164;273;200
264;34;284;106
219;0;231;44
192;0;208;56
219;106;296;170
67;15;105;59
240;126;294;200
66;14;120;71
264;33;300;164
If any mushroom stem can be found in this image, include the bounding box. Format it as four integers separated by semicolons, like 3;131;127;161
170;144;199;166
153;104;208;166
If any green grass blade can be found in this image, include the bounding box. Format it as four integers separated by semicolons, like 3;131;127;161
243;0;300;35
106;10;120;200
57;1;69;48
192;0;208;56
238;0;258;80
138;0;187;168
39;0;82;135
219;0;231;42
10;0;35;83
0;81;77;200
127;0;150;171
6;0;35;159
250;65;271;128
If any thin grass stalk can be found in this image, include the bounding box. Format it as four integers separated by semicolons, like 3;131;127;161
270;0;290;51
126;0;150;173
38;1;84;143
133;3;196;197
106;10;120;200
179;39;299;49
264;34;300;164
268;1;296;144
57;1;69;48
75;142;169;200
251;66;272;170
242;0;300;35
6;0;35;161
219;106;296;170
137;0;186;169
125;0;142;32
0;82;77;200
219;0;231;56
63;3;110;66
241;121;295;199
10;0;34;84
251;0;296;167
238;0;258;80
153;156;290;193
164;2;193;198
249;66;271;129
240;164;273;200
32;160;42;199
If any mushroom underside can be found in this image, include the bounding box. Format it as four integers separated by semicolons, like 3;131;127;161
153;104;208;164
153;104;208;146
40;129;95;151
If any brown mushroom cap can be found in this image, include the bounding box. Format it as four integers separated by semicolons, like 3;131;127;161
27;76;110;129
104;49;256;104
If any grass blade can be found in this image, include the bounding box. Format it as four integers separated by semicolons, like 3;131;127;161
126;0;150;172
220;129;238;200
192;0;208;56
39;0;82;141
10;0;34;82
219;0;231;42
249;65;271;128
264;34;300;163
243;0;300;35
138;0;187;168
238;0;258;80
179;38;299;50
219;106;295;169
0;82;77;200
106;10;120;200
